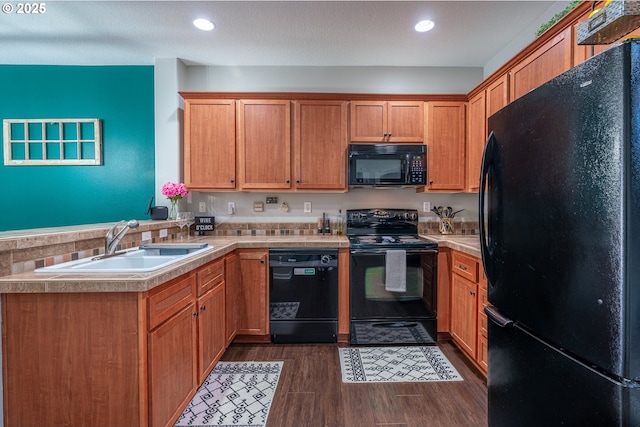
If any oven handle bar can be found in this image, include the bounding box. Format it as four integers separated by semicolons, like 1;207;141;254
350;248;437;255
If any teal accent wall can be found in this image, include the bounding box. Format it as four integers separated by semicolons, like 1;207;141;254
0;65;155;232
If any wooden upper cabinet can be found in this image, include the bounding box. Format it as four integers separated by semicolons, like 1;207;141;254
237;100;291;190
293;100;348;191
509;26;573;101
425;101;466;191
486;74;509;119
467;74;508;193
350;100;423;143
184;99;236;190
466;92;486;193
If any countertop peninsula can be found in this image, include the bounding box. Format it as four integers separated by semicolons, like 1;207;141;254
0;228;480;293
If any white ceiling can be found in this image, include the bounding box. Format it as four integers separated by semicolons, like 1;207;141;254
1;0;567;67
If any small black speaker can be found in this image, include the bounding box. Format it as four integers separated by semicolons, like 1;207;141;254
150;206;168;220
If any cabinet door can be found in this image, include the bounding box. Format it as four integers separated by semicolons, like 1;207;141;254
184;99;236;190
225;252;238;346
450;273;478;359
197;284;226;383
293;100;348;190
466;91;486;192
236;249;268;335
425;101;466;191
350;101;387;142
509;27;573;101
237;100;291;190
387;101;424;143
148;303;198;427
486;74;509;118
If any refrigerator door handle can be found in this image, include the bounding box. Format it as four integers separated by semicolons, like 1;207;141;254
485;304;514;328
479;131;496;284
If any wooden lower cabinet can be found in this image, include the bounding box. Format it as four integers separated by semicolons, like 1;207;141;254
149;301;198;427
2;257;231;427
197;283;226;383
225;251;239;345
449;250;487;376
450;273;478;358
2;292;144;427
477;270;489;373
236;249;269;337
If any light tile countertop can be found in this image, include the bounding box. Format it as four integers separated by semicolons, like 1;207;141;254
0;233;480;293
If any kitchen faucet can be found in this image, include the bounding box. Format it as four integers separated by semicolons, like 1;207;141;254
105;219;139;255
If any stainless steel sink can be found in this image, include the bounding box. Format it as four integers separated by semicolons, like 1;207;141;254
35;243;213;273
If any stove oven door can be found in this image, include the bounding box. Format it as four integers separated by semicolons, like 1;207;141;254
349;247;437;345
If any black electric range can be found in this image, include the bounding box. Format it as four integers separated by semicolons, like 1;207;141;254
346;208;438;346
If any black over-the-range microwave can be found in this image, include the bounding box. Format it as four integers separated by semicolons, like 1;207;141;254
347;144;427;187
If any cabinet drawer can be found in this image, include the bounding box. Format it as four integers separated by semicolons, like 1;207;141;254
197;258;225;296
148;273;196;330
452;251;479;282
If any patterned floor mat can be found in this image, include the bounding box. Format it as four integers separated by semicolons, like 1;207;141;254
351;322;435;345
339;346;463;383
269;301;300;320
174;361;283;427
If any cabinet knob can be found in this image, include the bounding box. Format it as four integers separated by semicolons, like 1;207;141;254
383;132;388;137
230;179;235;183
429;180;434;185
193;312;199;317
296;180;300;184
286;179;290;184
388;133;392;137
470;291;475;296
201;305;206;311
260;258;265;264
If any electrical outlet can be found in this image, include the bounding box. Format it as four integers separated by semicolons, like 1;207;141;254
423;202;431;212
199;202;206;213
141;231;152;242
227;202;235;215
304;201;312;213
159;229;167;238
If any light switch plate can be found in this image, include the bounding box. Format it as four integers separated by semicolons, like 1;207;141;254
159;229;167;238
199;202;206;212
253;201;264;212
304;202;312;213
423;202;431;212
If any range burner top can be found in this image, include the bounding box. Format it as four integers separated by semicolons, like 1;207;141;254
346;208;437;250
350;235;425;245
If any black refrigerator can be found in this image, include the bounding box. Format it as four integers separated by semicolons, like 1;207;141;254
480;39;640;426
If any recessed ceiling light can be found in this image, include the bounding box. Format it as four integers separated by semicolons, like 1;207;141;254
193;18;214;31
415;20;435;33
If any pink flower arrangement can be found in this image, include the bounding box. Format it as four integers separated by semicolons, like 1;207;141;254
161;181;189;202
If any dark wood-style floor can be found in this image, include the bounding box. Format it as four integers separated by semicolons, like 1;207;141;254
221;339;488;427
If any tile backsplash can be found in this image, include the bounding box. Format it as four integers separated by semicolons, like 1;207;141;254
1;220;478;276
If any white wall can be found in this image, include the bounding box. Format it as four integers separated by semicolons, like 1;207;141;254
483;1;573;78
184;66;483;94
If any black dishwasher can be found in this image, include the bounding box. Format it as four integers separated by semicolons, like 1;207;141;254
269;249;338;343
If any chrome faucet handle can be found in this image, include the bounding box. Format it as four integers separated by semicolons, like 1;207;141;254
105;220;137;255
106;220;126;240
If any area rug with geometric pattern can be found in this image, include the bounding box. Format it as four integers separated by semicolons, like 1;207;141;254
339;346;463;383
174;361;283;427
